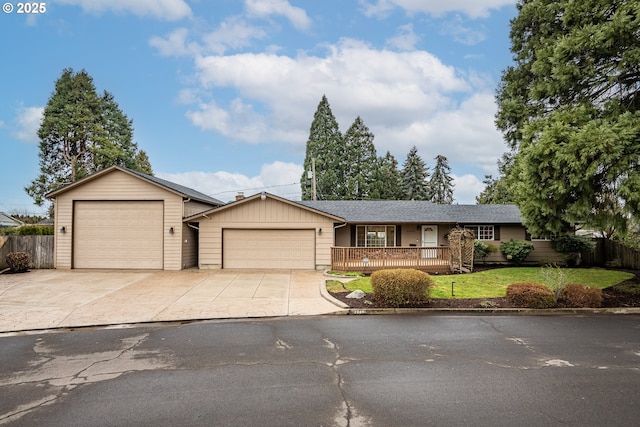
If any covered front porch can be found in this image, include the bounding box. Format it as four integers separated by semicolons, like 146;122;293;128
330;246;454;274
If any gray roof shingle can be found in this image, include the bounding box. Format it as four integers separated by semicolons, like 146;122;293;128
126;169;224;205
297;200;522;224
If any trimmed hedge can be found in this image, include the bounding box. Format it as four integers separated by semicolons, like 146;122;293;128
371;269;434;307
6;252;31;273
560;283;603;308
0;225;54;236
506;282;556;309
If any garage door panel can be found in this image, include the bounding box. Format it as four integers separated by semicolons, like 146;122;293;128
73;201;163;269
223;229;315;269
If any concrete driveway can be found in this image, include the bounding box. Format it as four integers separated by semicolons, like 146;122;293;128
0;269;346;333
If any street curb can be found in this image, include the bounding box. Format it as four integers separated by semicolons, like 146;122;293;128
319;281;350;309
344;307;640;316
318;283;640;316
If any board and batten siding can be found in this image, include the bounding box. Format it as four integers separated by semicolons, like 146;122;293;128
53;169;185;270
198;197;335;269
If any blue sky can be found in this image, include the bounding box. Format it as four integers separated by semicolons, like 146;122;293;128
1;0;518;215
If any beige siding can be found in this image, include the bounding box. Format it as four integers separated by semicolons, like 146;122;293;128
198;197;335;270
184;200;218;217
481;225;563;264
53;169;184;270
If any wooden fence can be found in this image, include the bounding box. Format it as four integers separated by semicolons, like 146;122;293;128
0;235;54;269
581;238;640;270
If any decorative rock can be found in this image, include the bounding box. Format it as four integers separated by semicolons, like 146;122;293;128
346;290;366;299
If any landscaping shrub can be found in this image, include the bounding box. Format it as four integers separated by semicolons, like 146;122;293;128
560;283;603;308
500;239;534;264
506;282;556;309
0;225;54;236
6;252;32;273
552;235;596;266
371;269;433;307
474;240;497;264
540;263;568;301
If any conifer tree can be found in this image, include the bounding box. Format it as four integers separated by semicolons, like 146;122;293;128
496;0;640;235
401;146;430;200
343;116;377;199
369;151;403;200
429;155;454;204
26;68;153;208
301;95;344;200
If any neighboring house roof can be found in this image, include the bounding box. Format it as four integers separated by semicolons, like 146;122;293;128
46;166;224;206
0;212;24;228
297;200;523;224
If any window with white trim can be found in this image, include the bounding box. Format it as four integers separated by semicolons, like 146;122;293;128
466;225;494;241
356;225;396;247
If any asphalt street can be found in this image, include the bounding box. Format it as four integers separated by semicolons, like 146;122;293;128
1;314;640;426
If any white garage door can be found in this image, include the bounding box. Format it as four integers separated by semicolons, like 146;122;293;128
223;229;315;269
73;201;164;269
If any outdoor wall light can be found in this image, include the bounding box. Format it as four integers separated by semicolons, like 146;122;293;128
169;227;174;234
60;226;66;233
260;191;266;201
318;228;322;235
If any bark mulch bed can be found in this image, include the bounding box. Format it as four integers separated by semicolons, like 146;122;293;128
329;269;640;310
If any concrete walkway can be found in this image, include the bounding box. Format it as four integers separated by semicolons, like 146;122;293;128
0;269;346;333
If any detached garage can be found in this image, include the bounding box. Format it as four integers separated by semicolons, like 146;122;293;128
188;193;343;270
47;166;223;270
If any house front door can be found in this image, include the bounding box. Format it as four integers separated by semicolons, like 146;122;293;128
421;225;438;258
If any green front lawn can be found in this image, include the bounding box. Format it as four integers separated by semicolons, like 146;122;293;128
337;267;634;299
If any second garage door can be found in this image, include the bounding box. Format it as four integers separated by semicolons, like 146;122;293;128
223;229;315;269
73;201;164;269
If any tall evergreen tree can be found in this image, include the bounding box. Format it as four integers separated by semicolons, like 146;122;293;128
301;95;344;200
428;155;454;204
26;68;153;208
26;69;103;206
343;116;377;200
476;154;516;204
369;151;403;200
496;0;640;236
401;146;430;200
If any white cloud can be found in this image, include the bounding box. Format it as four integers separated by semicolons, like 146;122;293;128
186;39;469;145
150;18;267;57
360;0;515;19
376;92;504;172
157;161;303;202
54;0;191;21
245;0;312;30
149;28;198;57
386;23;420;51
12;105;43;143
441;15;487;45
202;17;268;55
452;173;485;204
